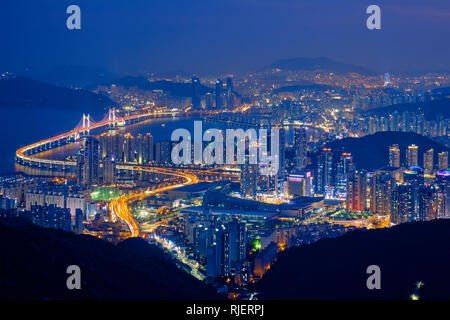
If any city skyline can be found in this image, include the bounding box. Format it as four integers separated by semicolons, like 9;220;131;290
1;0;449;304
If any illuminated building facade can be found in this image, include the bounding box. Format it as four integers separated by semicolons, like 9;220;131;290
406;144;419;167
346;170;367;212
389;144;401;168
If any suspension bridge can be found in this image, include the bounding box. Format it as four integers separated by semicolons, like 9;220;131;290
15;108;178;170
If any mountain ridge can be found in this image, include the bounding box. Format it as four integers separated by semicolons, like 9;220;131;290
0;77;116;119
0;219;220;300
269;57;375;75
255;219;450;300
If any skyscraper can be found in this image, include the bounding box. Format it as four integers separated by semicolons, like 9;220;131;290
99;130;123;162
241;161;258;199
135;134;144;164
403;166;424;221
79;136;100;186
346;170;367;212
316;148;333;195
389;144;400;168
155;141;171;164
143;133;154;164
228;218;246;271
391;184;414;224
76;151;85;187
438;151;448;170
206;218;246;279
192;77;201;109
436;170;450;219
336;153;353;187
215;79;223;109
205;92;214;110
370;171;395;215
123;133;135;163
102;154;115;185
226;77;234;110
278;127;286;182
293;128;307;170
406;144;419;167
423;148;434;174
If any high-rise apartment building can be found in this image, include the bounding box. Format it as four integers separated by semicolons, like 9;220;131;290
438;151;448;170
406;144;419;167
423;148;434;174
389;144;400;168
346;170;367;212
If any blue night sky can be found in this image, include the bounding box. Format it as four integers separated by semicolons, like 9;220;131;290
1;0;449;75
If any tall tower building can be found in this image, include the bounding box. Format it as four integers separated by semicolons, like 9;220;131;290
205;92;214;110
293;128;307;170
192;77;201;109
155;141;171;164
135;134;144;164
403;166;424;221
423;149;434;174
389;144;400;168
438;151;448;170
99;131;123;162
102;154;115;185
391;185;414;224
83;136;100;186
406;144;419;167
143;133;154;164
277;128;286;193
316;148;333;195
123;133;135;163
215;79;224;109
436;170;450;219
227;218;246;270
370;171;395;215
346;170;367;212
76;151;85;187
241;161;258;199
226;77;234;110
336;153;353;187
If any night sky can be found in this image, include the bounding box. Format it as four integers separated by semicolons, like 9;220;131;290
1;0;449;75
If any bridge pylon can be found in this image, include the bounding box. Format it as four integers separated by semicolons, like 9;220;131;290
108;108;117;128
81;113;92;135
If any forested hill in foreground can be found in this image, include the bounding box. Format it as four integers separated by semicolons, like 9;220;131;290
0;219;221;300
255;219;450;300
321;131;449;171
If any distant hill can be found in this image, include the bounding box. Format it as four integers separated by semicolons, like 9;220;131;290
93;76;214;97
255;219;450;300
0;77;116;118
0;219;220;299
367;98;450;120
35;65;119;88
270;57;375;75
321;131;449;170
273;83;333;94
431;87;450;98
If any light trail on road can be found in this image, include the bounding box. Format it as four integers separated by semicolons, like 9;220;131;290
108;166;199;238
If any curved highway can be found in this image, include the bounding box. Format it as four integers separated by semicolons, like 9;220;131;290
108;167;198;238
14;110;206;238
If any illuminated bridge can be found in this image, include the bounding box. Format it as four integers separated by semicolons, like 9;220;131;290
15;109;179;171
15;108;239;181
